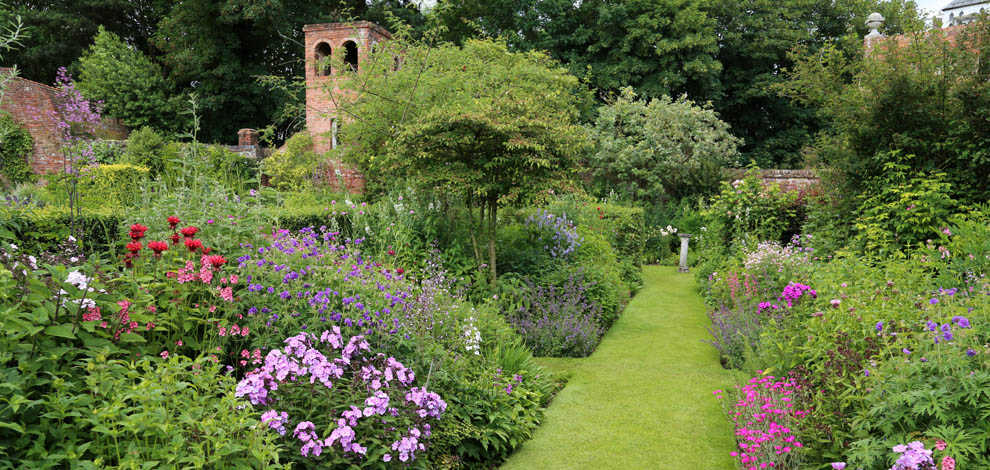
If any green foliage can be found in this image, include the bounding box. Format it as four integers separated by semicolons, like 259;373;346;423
81;354;288;469
0;112;32;185
89;140;125;165
588;87;740;203
260;131;323;191
697;169;801;284
853;159;958;254
122;126;173;176
0;246;285;469
77;26;180;132
0;204;123;254
338;36;590;282
781;21;990;205
201;145;258;192
80;164;150;207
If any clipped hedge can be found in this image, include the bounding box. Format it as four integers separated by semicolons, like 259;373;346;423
0;205;124;254
48;164;150;208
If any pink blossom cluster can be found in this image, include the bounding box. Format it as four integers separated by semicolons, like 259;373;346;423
778;282;816;307
717;373;808;470
235;328;446;463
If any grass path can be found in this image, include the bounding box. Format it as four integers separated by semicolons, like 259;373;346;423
501;266;739;470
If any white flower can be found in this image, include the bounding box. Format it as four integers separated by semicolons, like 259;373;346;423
27;255;37;269
70;257;79;263
9;244;17;251
67;236;76;243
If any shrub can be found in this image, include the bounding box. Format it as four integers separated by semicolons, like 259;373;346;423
79;163;150;207
261;131;323;191
853;158;958;254
123;126;171;175
202;145;258;191
89;140;126;164
0;112;33;186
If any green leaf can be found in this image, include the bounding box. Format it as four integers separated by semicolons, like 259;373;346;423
44;324;76;339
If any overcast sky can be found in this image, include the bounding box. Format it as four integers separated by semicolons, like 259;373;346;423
916;0;948;16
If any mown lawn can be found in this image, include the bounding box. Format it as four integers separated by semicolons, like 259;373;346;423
502;266;740;470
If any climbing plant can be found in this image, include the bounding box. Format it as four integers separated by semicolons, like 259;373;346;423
0;112;33;185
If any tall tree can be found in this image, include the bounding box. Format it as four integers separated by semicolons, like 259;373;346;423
77;26;179;132
0;0;170;84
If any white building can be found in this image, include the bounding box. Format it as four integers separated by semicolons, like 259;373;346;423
941;0;989;26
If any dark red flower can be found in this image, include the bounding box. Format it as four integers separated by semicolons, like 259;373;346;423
170;233;180;244
184;238;203;252
126;241;142;254
206;255;227;268
388;249;396;256
123;254;134;268
148;241;168;257
167;216;181;229
180;226;199;238
396;267;404;275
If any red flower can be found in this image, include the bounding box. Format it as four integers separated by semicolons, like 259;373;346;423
180;226;199;238
167;216;181;229
148;240;168;257
396;267;404;275
123;254;134;268
202;246;212;254
388;249;396;256
130;223;149;234
206;255;227;268
126;241;142;254
184;238;203;252
170;233;180;244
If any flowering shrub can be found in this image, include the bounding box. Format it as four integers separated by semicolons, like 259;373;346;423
716;374;808;470
237;329;446;466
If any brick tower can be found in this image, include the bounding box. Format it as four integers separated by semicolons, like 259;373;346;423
303;21;391;154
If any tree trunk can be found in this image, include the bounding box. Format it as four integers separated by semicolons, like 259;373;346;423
488;194;497;286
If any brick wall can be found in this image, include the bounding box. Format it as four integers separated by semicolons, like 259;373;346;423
1;69;65;173
731;169;821;192
1;68;130;174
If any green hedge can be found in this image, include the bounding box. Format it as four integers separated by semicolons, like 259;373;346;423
48;164;150;208
0;205;124;255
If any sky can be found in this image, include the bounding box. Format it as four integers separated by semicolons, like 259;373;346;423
917;0;948;16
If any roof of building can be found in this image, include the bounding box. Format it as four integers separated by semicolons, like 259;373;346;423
943;0;988;11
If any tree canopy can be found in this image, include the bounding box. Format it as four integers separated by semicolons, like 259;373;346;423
77;26;178;132
334;35;590;281
587;87;740;204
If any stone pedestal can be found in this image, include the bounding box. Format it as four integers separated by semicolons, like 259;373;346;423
678;233;692;273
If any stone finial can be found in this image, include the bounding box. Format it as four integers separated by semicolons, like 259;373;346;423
866;12;885;37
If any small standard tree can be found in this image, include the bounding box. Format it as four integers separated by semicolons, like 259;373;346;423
333;35;589;283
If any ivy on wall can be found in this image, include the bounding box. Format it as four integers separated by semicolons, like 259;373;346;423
0;112;33;185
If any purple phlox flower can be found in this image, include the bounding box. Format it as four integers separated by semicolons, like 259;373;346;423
967;348;977;357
